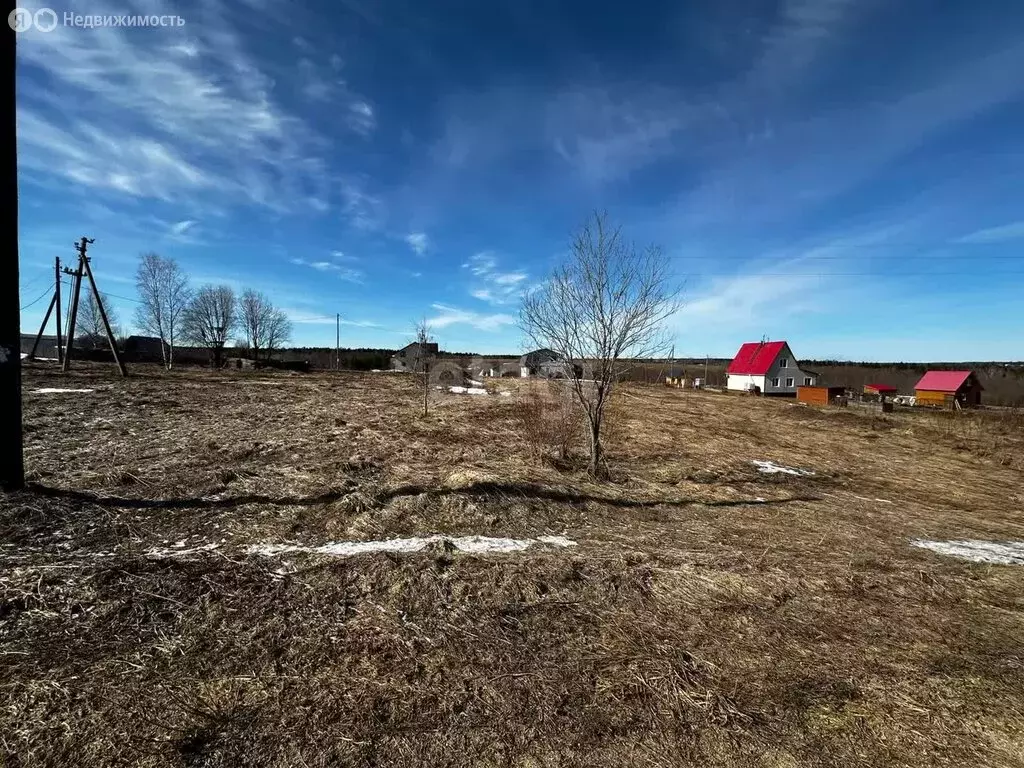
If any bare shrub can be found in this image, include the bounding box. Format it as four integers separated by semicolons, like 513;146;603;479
513;382;584;462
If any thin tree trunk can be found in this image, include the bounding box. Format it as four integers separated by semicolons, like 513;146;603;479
423;365;429;416
588;416;602;477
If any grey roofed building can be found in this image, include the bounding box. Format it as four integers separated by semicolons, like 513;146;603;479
519;348;574;378
391;341;439;372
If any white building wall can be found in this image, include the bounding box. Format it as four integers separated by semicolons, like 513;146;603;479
726;374;765;392
726;342;815;395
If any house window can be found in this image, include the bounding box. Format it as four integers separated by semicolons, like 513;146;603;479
786;377;794;387
779;358;788;368
804;377;813;386
771;377;780;387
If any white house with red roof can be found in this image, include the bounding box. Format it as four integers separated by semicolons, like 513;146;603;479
725;341;816;395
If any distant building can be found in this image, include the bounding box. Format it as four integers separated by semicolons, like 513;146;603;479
123;335;169;363
519;348;573;378
914;370;983;408
864;383;898;398
725;341;815;396
797;385;847;406
391;342;439;372
20;334;60;360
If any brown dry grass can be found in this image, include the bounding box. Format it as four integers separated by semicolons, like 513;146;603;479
3;361;1024;767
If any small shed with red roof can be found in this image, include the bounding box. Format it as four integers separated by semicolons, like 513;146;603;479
914;370;983;408
726;340;816;396
863;383;898;398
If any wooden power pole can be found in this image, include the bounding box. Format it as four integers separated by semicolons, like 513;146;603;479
27;257;63;361
336;313;340;371
61;238;127;377
1;6;23;490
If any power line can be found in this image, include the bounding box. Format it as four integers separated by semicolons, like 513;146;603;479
19;285;54;311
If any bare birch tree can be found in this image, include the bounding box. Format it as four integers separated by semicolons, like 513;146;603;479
77;290;119;349
238;289;276;362
264;308;292;361
410;318;434;416
134;252;191;368
182;285;236;367
520;212;680;477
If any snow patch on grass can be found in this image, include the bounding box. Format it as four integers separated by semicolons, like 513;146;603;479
911;539;1024;565
145;543;222;558
449;386;488;395
752;460;815;476
33;388;95;394
247;534;577;558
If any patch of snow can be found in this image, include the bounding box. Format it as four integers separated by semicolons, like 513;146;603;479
753;497;768;503
752;460;815;477
20;353;26;360
449;386;489;395
33;388;95;394
855;495;894;505
468;379;484;387
535;535;578;548
499;391;512;397
145;543;221;558
911;539;1024;565
246;534;578;558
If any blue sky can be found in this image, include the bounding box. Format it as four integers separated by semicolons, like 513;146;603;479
15;0;1024;361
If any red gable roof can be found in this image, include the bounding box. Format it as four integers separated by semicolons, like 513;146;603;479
914;370;978;393
865;383;898;393
726;341;788;375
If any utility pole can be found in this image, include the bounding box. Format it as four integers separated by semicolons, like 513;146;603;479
336;313;340;371
704;354;708;385
27;257;64;361
61;238;127;377
54;257;62;363
79;238;127;376
61;254;83;373
1;11;23;490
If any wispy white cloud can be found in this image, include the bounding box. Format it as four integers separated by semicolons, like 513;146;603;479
957;221;1024;244
462;251;529;305
290;257;363;283
427;303;516;331
170;219;197;236
283;308;381;327
405;232;429;255
15;0;375;216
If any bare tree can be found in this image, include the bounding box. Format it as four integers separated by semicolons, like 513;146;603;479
410;318;434;416
134;252;191;369
77;290;119;349
182;285;236;367
520;212;680;477
239;289;278;362
264;308;292;361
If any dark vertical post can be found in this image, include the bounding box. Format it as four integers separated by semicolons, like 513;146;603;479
1;13;24;490
61;255;84;373
335;313;340;371
79;239;127;377
54;257;62;363
28;295;57;359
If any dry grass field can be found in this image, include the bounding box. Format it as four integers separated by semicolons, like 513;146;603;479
3;362;1024;767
